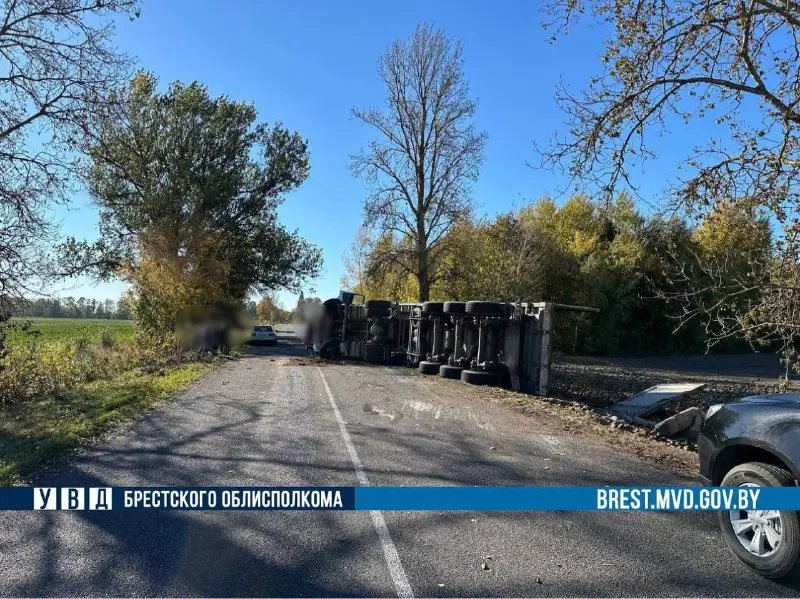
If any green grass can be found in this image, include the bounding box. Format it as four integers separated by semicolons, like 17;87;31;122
0;361;213;486
7;318;134;346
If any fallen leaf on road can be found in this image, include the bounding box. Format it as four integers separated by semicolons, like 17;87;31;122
535;577;543;584
489;446;497;450
480;562;491;571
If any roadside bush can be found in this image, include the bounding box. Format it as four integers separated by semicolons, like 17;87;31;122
99;327;116;349
0;333;191;404
69;333;91;355
0;340;56;403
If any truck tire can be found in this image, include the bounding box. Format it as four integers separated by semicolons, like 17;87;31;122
421;302;444;314
461;369;497;385
322;298;342;315
418;360;440;375
443;301;466;314
439;364;463;379
718;462;800;579
365;300;391;318
363;343;385;363
318;338;341;360
465;301;504;316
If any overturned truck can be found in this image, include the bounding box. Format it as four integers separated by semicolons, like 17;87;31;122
306;291;596;396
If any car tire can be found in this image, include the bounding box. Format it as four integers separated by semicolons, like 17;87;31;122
718;462;800;579
365;300;391;318
461;369;497;385
418;360;440;375
439;364;463;379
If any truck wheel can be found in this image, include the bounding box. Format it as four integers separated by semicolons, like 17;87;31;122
461;369;497;385
718;462;800;579
465;301;504;316
318;338;341;360
439;364;463;379
418;361;440;375
421;302;444;314
443;301;466;314
363;343;385;363
365;300;391;318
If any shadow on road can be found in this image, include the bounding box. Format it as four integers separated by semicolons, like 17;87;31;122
5;341;800;597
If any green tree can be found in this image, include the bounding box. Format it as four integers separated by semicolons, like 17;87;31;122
539;0;800;364
62;72;322;336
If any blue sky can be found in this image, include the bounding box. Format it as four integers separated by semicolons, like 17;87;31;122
53;0;680;308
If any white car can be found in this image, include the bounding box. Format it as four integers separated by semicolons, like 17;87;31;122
250;325;277;346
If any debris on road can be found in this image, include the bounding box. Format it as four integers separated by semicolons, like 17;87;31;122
653;407;702;438
611;383;706;419
422;374;701;477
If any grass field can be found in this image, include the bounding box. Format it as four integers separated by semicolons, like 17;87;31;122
0;316;220;485
0;361;213;486
7;317;134;346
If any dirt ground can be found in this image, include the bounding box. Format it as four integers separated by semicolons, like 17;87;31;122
549;352;798;420
417;373;702;479
272;346;795;477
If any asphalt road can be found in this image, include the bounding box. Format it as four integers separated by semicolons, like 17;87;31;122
0;335;798;597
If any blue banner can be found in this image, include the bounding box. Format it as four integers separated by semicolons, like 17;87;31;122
3;485;800;511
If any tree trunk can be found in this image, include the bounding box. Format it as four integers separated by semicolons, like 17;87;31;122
417;248;430;302
417;272;430;302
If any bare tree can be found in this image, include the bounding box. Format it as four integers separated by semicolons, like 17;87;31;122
350;24;486;302
0;0;138;321
340;224;372;291
538;0;800;360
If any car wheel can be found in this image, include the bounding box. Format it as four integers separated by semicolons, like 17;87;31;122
418;361;440;375
460;369;497;385
718;462;800;579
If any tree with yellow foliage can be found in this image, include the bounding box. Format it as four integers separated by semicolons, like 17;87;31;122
60;72;322;339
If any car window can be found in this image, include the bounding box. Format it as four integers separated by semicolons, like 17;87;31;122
254;326;272;332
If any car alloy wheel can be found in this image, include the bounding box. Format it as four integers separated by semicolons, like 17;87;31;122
729;483;782;558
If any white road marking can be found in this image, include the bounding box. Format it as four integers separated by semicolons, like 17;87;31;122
317;367;414;599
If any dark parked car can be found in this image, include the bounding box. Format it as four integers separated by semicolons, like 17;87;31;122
698;393;800;579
